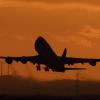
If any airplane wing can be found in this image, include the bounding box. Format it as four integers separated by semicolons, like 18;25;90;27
0;56;100;67
62;57;100;66
0;56;39;64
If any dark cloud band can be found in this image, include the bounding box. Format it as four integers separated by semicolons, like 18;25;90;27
12;0;100;5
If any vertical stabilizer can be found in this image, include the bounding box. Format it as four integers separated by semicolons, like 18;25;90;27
62;48;67;58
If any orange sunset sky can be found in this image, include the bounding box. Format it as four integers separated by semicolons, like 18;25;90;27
0;0;100;81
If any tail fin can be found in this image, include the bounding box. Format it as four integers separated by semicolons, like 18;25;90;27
62;48;67;58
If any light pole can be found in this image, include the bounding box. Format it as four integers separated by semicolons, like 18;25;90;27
76;71;80;97
0;61;3;77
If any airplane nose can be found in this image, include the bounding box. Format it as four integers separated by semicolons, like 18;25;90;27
35;36;44;48
36;36;45;42
35;36;47;55
34;36;56;57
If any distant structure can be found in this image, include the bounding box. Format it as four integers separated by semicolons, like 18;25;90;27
0;61;3;76
76;71;80;96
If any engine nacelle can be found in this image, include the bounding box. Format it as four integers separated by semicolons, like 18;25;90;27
20;57;28;64
89;61;96;66
5;58;13;64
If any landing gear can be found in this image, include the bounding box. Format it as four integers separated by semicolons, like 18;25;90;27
36;64;41;71
35;64;49;72
44;67;49;71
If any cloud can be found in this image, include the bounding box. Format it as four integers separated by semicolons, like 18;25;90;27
67;35;93;48
67;26;100;48
78;26;100;38
51;26;100;48
0;1;100;32
2;0;100;6
0;0;100;13
0;0;100;56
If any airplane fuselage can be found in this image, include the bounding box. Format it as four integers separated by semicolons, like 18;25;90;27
35;37;65;72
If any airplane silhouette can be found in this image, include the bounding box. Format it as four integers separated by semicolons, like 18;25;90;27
0;36;100;72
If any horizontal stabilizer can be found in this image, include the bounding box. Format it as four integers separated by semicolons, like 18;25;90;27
65;68;86;70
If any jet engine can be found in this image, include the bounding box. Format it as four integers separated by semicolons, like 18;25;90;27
5;57;13;64
20;57;28;64
89;61;96;66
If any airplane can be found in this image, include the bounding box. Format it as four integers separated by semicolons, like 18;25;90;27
0;36;100;72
